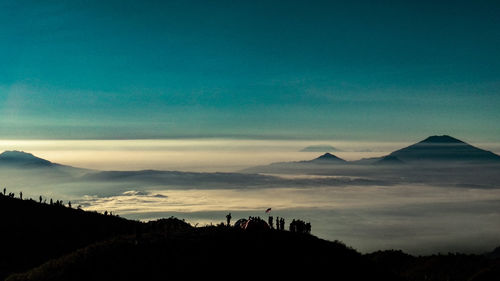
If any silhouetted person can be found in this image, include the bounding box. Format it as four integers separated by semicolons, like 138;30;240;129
306;222;311;234
298;220;304;233
39;196;42;203
68;201;72;208
275;217;279;230
268;216;274;229
104;210;108;216
3;187;5;195
226;213;232;226
50;198;53;205
19;191;22;200
280;218;285;231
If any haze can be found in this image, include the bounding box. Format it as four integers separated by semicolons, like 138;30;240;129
0;139;409;172
1;139;500;172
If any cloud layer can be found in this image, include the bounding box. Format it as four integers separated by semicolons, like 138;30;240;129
78;185;500;255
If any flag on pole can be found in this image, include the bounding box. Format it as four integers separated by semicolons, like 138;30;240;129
265;208;272;213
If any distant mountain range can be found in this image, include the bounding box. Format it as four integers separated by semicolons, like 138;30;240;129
247;135;500;169
241;136;500;188
2;136;497;172
1;135;499;190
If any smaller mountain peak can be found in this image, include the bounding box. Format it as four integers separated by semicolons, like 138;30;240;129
318;152;335;158
419;135;465;144
314;153;346;162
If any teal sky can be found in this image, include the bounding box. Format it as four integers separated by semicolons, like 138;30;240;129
1;0;500;141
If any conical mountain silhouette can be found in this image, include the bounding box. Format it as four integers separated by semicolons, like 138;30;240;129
418;135;465;144
389;135;500;163
312;152;347;163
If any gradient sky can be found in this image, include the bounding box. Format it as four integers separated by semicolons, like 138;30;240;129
1;0;500;141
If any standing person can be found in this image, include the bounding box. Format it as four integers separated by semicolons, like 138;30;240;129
276;217;280;230
280;218;285;231
268;216;274;229
226;213;232;226
306;222;311;234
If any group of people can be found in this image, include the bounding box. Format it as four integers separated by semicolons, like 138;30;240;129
268;216;286;230
289;219;312;234
1;188;76;210
226;212;310;233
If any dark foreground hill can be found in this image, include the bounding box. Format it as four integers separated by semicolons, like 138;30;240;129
0;194;398;281
6;227;399;281
1;194;500;281
0;194;139;280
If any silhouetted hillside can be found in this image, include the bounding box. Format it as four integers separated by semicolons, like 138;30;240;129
367;250;500;281
0;194;140;280
2;194;500;281
6;226;400;281
0;193;399;281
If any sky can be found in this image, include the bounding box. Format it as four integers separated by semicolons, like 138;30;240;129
1;0;500;141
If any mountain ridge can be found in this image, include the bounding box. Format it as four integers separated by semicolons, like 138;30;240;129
241;135;500;177
0;150;55;167
390;135;500;163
